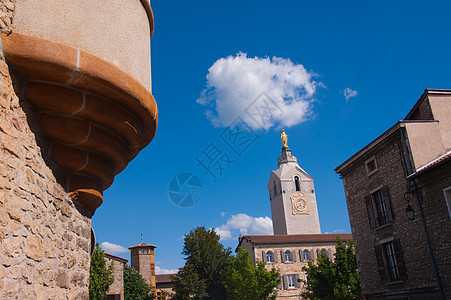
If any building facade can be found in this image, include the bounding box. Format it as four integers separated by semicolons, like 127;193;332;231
335;89;451;299
104;253;128;300
155;274;176;299
238;233;352;299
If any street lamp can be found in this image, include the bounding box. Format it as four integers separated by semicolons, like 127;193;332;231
405;203;415;221
404;187;416;221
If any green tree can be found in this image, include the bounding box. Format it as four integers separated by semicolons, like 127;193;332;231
124;264;154;300
172;226;232;300
89;243;115;300
222;247;281;300
302;238;362;300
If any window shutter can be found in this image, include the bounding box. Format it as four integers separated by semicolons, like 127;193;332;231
381;185;393;222
327;248;332;260
282;275;287;289
393;239;407;279
281;250;285;263
295;274;301;288
310;249;315;260
274;251;279;262
299;249;303;261
262;251;267;263
374;244;387;282
365;194;377;228
292;250;296;262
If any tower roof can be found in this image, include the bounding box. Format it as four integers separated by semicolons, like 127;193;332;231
128;242;156;249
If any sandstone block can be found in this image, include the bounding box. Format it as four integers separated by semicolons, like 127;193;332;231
0;265;4;290
45;240;57;258
26;235;44;261
7;265;21;279
55;269;69;289
7;208;20;221
70;272;85;287
3;236;23;258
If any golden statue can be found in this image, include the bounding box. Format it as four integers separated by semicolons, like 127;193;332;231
281;129;288;147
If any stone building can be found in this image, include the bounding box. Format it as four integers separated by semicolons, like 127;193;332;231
104;253;128;300
155;274;176;299
238;233;352;298
335;89;451;299
237;136;353;299
0;0;157;298
129;242;157;288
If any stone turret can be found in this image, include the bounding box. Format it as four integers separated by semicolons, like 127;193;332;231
129;242;157;288
0;1;157;298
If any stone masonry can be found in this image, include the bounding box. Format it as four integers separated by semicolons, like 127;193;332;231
0;46;92;298
0;0;157;298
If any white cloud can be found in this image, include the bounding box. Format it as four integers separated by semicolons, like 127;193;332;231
342;88;358;102
155;266;178;275
100;242;128;255
220;211;228;217
214;213;273;241
197;52;320;130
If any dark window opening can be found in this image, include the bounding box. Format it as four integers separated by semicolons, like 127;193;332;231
365;185;393;228
375;239;406;282
294;176;301;191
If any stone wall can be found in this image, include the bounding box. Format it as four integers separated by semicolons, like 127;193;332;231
0;2;92;297
104;254;126;299
341;136;439;298
416;161;451;298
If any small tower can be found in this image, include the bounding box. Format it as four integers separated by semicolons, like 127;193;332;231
268;131;321;235
129;242;157;288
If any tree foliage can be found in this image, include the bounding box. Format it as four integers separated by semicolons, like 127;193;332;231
302;238;362;300
124;264;154;300
222;247;281;300
89;243;115;300
172;227;232;299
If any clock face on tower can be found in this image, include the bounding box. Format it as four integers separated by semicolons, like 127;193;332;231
291;191;310;215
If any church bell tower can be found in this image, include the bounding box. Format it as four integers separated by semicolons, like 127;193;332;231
268;130;321;235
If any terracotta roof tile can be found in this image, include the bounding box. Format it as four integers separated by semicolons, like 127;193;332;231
408;150;451;179
156;274;176;283
104;253;128;263
239;233;352;245
128;242;156;249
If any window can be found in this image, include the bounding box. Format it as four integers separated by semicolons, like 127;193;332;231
281;250;296;262
365;185;393;228
282;274;300;289
375;239;406;282
262;250;278;263
284;250;291;262
294;176;301;191
145;249;148;254
365;156;378;175
266;251;274;262
302;250;309;261
287;274;296;288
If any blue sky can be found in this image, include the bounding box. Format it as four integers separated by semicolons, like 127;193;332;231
93;0;451;273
